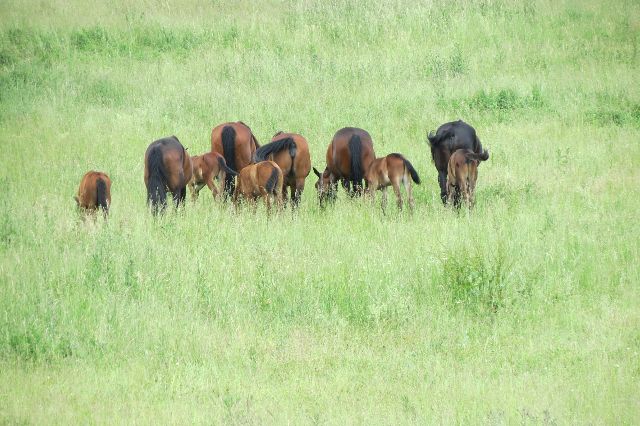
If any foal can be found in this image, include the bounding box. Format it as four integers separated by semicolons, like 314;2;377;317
74;171;111;219
233;160;283;214
446;149;489;209
188;152;237;201
365;153;420;212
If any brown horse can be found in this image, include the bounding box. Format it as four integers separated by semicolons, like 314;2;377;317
365;153;421;212
74;171;111;218
188;152;238;201
254;131;311;209
144;136;193;214
313;127;376;206
447;149;488;209
427;120;489;204
233;160;283;213
211;121;260;197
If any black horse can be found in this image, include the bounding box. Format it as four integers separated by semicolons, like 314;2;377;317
427;120;489;204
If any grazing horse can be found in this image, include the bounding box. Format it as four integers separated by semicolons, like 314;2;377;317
313;127;376;206
447;149;489;209
74;171;111;218
188;152;237;201
144;136;193;214
427;120;488;204
211;121;260;197
233;160;283;214
365;153;421;212
254;131;311;209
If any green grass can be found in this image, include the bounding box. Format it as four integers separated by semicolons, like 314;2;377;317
1;0;639;423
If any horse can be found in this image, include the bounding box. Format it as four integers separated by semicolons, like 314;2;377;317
233;160;283;214
188;152;238;201
312;127;376;206
254;131;311;209
144;135;193;215
211;121;260;197
427;120;489;204
74;171;111;219
446;149;489;209
365;153;421;212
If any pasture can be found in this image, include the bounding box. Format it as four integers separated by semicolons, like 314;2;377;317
1;0;639;423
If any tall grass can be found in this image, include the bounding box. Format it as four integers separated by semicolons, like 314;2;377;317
0;0;639;423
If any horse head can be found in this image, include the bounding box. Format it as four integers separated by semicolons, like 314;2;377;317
313;167;335;206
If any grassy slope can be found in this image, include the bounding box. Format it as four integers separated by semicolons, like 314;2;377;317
0;0;639;423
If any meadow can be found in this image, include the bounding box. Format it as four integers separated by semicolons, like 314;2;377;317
0;0;639;423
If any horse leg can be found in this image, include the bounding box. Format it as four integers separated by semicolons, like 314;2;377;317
380;187;388;214
392;179;402;211
352;178;363;197
281;184;289;210
342;179;351;197
438;170;448;204
404;176;415;212
207;178;220;200
447;181;455;207
293;178;304;210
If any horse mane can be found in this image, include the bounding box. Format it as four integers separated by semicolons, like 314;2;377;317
265;165;280;194
254;137;296;162
348;134;364;185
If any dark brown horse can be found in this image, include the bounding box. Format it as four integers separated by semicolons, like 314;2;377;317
365;153;420;212
254;131;311;209
188;151;237;201
211;121;260;197
313;127;376;206
447;149;489;209
74;171;111;218
233;160;283;214
144;136;193;214
427;120;488;204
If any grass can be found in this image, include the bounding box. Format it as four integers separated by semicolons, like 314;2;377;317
0;0;639;423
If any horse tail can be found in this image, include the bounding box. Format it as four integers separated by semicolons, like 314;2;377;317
348;134;363;184
465;151;489;163
403;158;421;184
265;165;280;194
474;135;489;161
146;145;167;212
427;128;454;147
254;137;296;162
96;177;109;214
221;125;236;193
217;156;238;176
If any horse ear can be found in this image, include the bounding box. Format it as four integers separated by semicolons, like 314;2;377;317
313;167;322;177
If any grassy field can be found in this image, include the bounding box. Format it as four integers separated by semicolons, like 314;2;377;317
1;0;639;423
